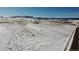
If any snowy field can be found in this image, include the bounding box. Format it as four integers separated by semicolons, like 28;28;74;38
0;20;77;51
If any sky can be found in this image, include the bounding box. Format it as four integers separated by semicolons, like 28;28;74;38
0;7;79;18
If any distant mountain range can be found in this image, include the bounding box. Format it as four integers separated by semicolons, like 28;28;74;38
9;16;33;18
0;16;79;20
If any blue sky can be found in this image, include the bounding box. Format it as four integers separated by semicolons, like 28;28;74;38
0;7;79;18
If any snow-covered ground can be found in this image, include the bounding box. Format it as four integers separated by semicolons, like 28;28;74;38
0;21;77;51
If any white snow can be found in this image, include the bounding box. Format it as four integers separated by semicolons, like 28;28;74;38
0;22;77;51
